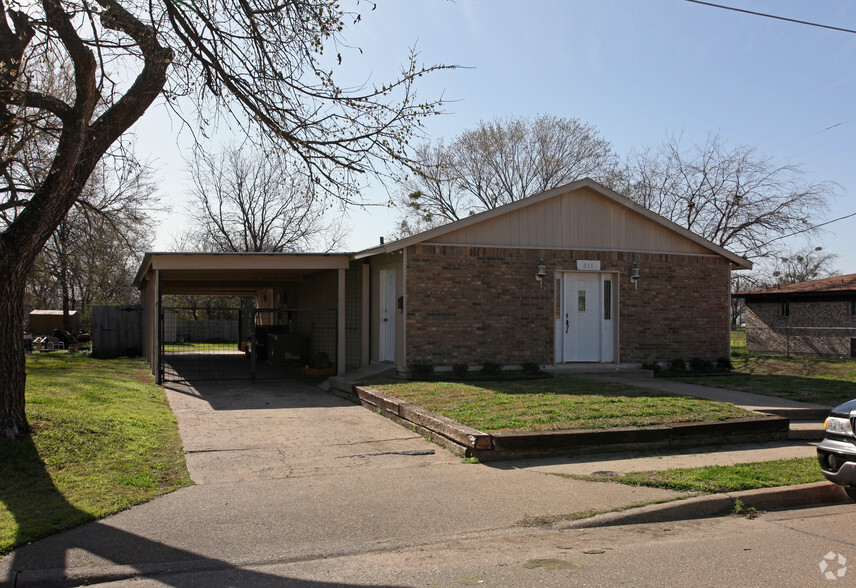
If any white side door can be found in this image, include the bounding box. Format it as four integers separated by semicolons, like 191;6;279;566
379;269;396;362
562;273;601;362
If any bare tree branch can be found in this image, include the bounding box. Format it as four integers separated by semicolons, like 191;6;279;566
0;0;450;439
186;144;343;253
621;134;836;260
395;115;618;236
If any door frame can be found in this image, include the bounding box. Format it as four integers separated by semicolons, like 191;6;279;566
378;268;396;362
554;270;617;363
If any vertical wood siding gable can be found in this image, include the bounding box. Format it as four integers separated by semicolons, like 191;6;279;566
427;188;710;254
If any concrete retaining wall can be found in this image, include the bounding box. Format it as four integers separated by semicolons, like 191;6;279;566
352;385;790;461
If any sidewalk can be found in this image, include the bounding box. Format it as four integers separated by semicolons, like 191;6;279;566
499;439;819;477
597;375;832;420
1;376;840;586
591;374;830;443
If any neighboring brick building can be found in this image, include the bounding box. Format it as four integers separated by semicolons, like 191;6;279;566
136;179;751;381
737;274;856;358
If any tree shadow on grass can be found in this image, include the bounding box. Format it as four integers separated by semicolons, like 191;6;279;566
0;438;395;587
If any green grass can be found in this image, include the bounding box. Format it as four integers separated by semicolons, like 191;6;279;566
0;354;191;554
606;457;824;493
374;378;753;432
673;330;856;406
162;342;239;352
731;328;747;354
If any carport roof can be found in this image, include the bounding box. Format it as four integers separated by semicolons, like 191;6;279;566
134;252;353;296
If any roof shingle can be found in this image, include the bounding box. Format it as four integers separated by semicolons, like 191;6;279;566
739;273;856;296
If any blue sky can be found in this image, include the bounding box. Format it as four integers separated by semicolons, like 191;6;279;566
136;0;856;275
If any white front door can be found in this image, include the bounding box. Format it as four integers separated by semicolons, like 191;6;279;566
555;272;616;363
563;273;601;362
379;269;396;362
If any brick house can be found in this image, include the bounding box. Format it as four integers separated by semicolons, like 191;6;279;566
136;179;751;381
737;273;856;358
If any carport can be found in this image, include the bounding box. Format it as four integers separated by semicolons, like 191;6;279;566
134;253;367;383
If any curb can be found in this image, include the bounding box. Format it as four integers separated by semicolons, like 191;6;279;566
557;481;848;529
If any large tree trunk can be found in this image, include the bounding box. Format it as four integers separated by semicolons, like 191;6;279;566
0;261;30;439
0;0;173;441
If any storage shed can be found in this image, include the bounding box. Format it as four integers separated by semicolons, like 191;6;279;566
29;310;79;335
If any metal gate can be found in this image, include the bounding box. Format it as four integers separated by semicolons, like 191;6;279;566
250;307;337;382
159;306;337;383
159;307;250;383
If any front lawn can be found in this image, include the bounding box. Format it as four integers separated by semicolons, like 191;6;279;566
373;378;754;432
674;333;856;406
0;354;191;554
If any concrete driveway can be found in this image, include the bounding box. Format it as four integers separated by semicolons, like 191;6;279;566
2;378;680;586
165;378;460;484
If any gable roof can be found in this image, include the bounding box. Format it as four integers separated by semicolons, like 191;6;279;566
738;273;856;300
354;178;751;269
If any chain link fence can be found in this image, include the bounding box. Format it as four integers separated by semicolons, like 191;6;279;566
737;326;856;358
160;306;337;383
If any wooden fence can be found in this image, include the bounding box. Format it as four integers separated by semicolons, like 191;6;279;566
92;305;143;358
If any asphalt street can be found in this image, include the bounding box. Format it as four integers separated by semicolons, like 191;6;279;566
94;503;856;587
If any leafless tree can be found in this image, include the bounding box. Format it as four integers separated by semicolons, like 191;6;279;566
396;115;619;234
25;155;160;330
770;245;839;285
621;134;836;260
729;244;838;326
186;145;343;253
0;0;452;439
392;140;467;236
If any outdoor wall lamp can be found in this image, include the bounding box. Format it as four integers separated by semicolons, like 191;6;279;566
630;261;641;290
536;261;547;288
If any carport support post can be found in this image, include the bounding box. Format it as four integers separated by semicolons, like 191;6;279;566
155;269;161;384
361;262;370;367
337;268;346;375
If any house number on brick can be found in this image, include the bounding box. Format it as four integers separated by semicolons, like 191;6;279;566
576;260;601;271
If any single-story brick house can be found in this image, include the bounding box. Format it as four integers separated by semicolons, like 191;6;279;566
135;179;751;381
737;273;856;358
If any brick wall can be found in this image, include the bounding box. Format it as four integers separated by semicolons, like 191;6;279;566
404;244;732;367
745;299;856;357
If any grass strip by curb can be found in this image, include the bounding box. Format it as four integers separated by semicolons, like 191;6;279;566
0;354;191;555
557;457;823;494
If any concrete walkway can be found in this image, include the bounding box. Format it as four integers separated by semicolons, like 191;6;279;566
596;375;832;420
0;375;834;586
605;375;831;444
